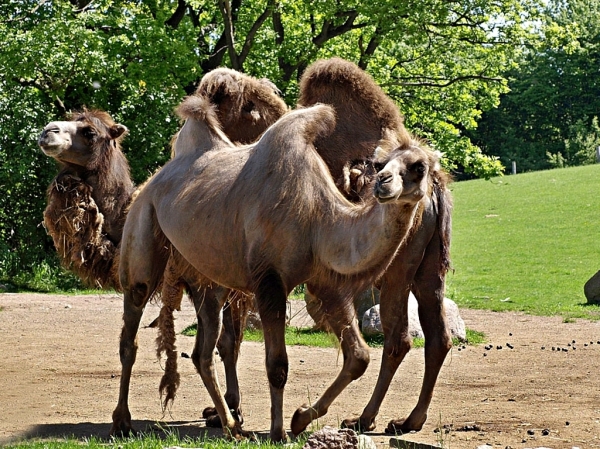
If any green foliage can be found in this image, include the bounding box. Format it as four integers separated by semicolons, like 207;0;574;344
0;0;544;285
447;164;600;321
469;0;600;173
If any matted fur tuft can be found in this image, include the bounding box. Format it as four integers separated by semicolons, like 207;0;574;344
44;174;121;289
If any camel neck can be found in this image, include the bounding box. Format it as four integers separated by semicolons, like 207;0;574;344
316;200;418;277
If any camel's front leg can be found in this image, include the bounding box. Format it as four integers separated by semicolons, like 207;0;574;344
342;281;413;432
386;266;451;434
255;271;289;442
291;286;370;435
110;288;150;436
190;285;248;439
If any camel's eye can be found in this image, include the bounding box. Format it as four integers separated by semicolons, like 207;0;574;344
411;162;426;174
82;127;96;140
373;161;385;172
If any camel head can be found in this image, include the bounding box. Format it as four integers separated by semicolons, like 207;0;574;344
372;142;439;206
195;68;288;144
38;109;128;169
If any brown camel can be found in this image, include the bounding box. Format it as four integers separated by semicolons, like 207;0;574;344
113;90;440;441
39;68;288;429
297;57;453;434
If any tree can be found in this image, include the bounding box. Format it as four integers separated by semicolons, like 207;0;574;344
469;0;600;173
0;0;542;285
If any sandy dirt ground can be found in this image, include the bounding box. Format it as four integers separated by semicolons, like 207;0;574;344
1;292;600;448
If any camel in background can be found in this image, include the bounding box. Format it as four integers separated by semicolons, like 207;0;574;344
297;57;453;434
38;68;288;429
113;90;440;441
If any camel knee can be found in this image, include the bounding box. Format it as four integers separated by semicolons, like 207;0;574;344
348;345;370;380
266;357;288;390
385;335;413;362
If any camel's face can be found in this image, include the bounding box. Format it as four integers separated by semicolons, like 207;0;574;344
374;146;434;205
39;119;127;168
39;121;98;167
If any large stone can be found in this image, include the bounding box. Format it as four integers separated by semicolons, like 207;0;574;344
305;287;380;332
362;293;466;341
584;270;600;304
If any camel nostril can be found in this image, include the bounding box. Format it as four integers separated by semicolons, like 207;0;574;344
377;171;393;184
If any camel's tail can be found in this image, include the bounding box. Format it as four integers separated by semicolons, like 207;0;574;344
433;171;453;275
155;257;186;411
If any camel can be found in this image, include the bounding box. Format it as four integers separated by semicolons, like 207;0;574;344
112;90;440;441
39;68;288;429
297;57;453;434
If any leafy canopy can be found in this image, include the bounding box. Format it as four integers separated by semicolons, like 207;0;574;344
0;0;542;285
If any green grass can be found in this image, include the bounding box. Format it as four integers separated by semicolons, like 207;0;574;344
3;432;307;449
182;324;486;349
447;164;600;320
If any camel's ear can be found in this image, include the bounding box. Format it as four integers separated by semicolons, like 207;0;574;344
110;124;129;139
373;139;394;160
432;150;443;172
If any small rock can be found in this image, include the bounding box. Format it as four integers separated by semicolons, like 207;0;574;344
302;426;359;449
542;428;550;436
181;352;190;358
527;429;535;435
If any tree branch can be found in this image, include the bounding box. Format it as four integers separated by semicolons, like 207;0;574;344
165;0;187;29
312;10;367;47
238;0;276;67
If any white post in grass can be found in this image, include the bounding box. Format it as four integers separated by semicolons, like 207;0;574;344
512;161;516;175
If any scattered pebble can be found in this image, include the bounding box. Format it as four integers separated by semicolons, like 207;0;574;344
542;428;550;436
527;429;535;435
181;352;190;358
506;343;514;349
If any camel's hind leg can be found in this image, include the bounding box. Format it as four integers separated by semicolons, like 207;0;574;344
189;284;247;439
203;291;249;427
254;270;289;442
291;285;370;436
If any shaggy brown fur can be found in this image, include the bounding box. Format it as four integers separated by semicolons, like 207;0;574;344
113;96;437;442
298;58;453;435
41;109;133;289
195;68;288;144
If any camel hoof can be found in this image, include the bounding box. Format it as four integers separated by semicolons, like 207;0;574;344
290;404;313;436
202;406;217;419
109;422;135;438
385;416;425;435
205;414;222;428
203;407;244;428
341;417;376;432
225;425;254;441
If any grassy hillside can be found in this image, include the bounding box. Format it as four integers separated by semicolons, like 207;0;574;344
447;164;600;321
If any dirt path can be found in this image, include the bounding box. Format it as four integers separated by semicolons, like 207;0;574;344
1;292;600;448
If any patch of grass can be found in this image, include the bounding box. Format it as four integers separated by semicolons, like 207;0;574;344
448;164;600;321
3;430;307;449
182;324;486;349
